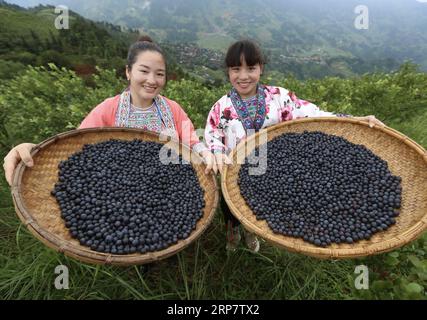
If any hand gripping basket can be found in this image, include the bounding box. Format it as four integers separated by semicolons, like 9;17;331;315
11;128;219;265
221;117;427;259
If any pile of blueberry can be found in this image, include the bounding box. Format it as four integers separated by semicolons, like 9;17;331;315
52;139;205;254
238;131;402;247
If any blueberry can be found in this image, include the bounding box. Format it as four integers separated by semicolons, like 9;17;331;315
53;139;205;254
238;131;402;248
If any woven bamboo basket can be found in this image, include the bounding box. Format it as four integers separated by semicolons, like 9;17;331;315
222;117;427;259
11;128;219;266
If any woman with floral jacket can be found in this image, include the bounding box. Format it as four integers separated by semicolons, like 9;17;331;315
205;39;385;253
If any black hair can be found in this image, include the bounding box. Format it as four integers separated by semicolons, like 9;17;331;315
225;39;266;68
126;35;168;84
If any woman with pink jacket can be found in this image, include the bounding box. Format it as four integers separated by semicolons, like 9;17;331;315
3;36;216;184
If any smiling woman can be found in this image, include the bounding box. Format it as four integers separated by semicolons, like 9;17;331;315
205;39;387;254
125;36;167;109
80;36;174;133
3;35;217;186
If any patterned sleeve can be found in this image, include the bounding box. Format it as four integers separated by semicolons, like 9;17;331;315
204;100;227;154
276;87;351;121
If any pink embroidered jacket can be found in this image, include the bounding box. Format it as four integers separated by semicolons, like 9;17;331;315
204;86;345;155
79;94;207;153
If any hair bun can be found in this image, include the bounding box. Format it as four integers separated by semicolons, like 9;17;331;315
137;35;154;43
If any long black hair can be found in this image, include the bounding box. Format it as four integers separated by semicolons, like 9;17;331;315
126;35;168;84
225;39;267;68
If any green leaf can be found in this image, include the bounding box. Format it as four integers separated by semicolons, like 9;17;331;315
371;280;392;291
385;255;400;267
408;255;424;269
416;271;427;281
405;282;424;294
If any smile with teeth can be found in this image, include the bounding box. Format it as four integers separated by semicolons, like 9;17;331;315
143;85;157;92
238;82;251;87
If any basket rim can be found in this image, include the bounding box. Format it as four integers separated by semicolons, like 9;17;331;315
12;127;219;265
221;117;427;259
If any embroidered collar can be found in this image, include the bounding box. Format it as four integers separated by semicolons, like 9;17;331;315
229;84;266;132
115;89;177;138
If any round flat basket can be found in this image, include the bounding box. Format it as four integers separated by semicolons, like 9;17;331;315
11;128;219;266
222;117;427;259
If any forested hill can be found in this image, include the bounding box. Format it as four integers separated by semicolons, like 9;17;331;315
0;1;140;80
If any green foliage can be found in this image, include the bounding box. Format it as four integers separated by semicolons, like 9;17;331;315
266;63;427;148
0;60;26;82
163;79;229;128
0;64;125;148
350;234;427;300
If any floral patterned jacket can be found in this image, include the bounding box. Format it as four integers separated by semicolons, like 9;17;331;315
204;85;340;154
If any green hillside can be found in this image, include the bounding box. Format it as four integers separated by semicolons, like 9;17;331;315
0;5;57;41
0;2;138;80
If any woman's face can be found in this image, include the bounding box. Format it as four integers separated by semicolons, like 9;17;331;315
126;51;166;108
228;56;262;99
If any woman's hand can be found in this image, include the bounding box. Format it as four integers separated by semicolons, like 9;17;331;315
3;143;36;186
200;150;217;174
355;115;386;128
214;153;232;175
